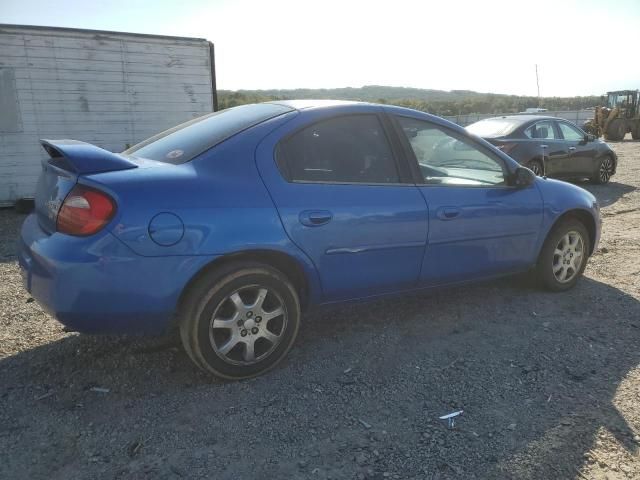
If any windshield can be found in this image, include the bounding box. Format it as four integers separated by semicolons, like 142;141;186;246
607;93;632;109
124;103;293;164
466;118;521;138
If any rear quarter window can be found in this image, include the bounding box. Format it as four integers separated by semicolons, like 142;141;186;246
124;103;293;164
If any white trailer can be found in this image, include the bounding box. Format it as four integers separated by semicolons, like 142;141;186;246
0;24;217;205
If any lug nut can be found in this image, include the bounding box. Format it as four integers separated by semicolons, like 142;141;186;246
246;311;253;318
251;327;259;334
241;329;248;337
255;316;262;323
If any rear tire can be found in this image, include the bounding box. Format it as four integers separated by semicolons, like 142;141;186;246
632;122;640;140
527;159;544;176
605;119;626;141
535;219;590;292
179;262;301;380
590;156;615;184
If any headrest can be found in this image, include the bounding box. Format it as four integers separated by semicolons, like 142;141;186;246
534;126;548;138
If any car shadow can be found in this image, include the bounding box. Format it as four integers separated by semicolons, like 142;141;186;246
0;210;26;263
302;276;640;478
609;134;639;143
571;180;636;208
1;274;638;479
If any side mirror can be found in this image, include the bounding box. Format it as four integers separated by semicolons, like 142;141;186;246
512;166;536;188
586;134;596;142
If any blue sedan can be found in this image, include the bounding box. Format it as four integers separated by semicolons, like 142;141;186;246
19;101;601;379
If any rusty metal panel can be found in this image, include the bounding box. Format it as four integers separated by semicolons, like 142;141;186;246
0;24;215;204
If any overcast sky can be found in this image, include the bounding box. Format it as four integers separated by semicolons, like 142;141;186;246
2;0;639;96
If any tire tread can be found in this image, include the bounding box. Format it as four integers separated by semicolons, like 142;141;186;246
178;261;300;380
535;218;590;292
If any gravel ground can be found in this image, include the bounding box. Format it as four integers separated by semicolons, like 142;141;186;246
1;139;639;480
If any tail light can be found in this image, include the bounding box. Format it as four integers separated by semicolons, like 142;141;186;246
496;143;518;155
57;185;116;236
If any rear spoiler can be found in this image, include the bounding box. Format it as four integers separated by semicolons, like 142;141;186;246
40;139;138;174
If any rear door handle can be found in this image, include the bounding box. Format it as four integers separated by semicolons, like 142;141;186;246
568;146;576;151
299;210;333;227
540;144;548;149
436;207;461;220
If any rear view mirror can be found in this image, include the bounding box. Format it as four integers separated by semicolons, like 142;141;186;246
512;166;536;188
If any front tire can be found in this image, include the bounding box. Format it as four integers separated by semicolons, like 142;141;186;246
535;219;590;292
179;262;301;380
605;119;626;141
591;156;614;184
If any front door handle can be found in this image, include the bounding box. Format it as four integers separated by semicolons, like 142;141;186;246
299;210;333;227
436;207;461;220
540;144;548;149
568;146;576;151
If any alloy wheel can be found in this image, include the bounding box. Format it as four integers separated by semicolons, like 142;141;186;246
529;162;543;176
599;157;614;183
209;285;287;365
552;231;585;283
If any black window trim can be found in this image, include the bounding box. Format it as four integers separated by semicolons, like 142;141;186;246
274;112;416;187
387;113;516;189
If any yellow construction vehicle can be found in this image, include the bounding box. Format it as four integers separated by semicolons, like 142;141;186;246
583;90;640;141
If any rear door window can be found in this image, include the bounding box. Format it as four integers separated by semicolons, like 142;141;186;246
276;115;400;184
524;121;557;140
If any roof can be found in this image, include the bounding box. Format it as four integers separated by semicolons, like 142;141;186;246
480;114;558;123
268;99;364;110
265;99;467;136
606;90;639;94
0;23;209;43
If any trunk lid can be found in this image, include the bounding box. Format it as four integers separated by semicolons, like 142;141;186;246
34;140;138;233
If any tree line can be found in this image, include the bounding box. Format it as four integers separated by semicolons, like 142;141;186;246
218;86;602;116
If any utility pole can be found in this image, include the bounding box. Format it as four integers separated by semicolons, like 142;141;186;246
535;64;541;106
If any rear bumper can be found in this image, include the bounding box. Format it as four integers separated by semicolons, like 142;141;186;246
19;214;216;335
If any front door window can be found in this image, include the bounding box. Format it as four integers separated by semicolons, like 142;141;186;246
396;116;506;186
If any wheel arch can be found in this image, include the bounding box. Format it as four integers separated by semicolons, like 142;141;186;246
592;151;617;181
545;209;597;256
176;249;314;322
